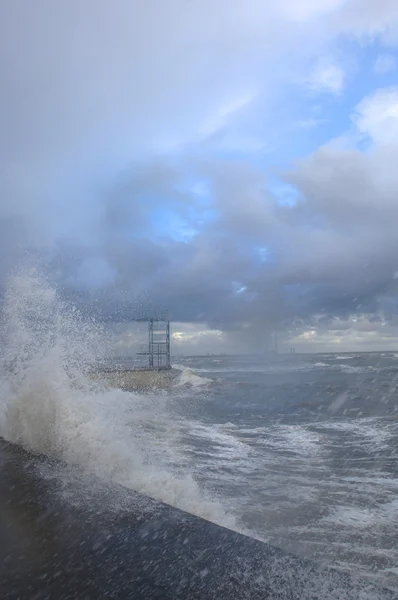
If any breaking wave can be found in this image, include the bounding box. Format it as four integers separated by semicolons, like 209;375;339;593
0;268;234;527
173;364;213;387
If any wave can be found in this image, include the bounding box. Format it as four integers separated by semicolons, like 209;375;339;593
192;361;370;375
316;417;394;452
339;364;377;374
0;268;234;528
173;364;213;387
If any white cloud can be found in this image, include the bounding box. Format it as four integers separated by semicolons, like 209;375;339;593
306;61;345;95
289;315;398;352
171;323;227;353
329;0;398;44
296;117;326;129
352;86;398;143
278;0;347;22
374;53;397;74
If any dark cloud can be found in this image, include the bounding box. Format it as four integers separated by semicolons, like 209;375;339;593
2;1;398;352
40;137;398;352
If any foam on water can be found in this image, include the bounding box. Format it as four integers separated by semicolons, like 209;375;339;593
186;422;251;462
0;269;235;528
257;423;325;457
339;364;377;374
173;364;213;387
316;417;394;452
322;497;398;529
193;363;329;374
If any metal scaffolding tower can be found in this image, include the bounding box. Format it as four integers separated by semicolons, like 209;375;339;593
136;313;171;370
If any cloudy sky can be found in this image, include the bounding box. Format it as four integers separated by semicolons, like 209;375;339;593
2;0;398;353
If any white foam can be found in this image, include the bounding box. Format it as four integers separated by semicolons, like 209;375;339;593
193;363;329;374
174;367;213;387
340;364;376;374
188;422;251;462
277;425;323;457
234;423;325;459
172;363;187;371
323;497;398;529
317;417;393;452
0;269;235;529
322;505;376;529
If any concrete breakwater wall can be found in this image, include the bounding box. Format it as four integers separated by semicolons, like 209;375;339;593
0;438;396;600
88;367;177;391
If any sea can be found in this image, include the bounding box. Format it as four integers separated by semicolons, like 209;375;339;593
0;270;397;593
169;354;398;591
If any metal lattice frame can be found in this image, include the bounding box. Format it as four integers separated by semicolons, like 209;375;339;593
136;313;171;370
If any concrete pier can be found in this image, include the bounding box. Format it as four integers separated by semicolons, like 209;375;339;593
89;367;177;391
0;438;396;599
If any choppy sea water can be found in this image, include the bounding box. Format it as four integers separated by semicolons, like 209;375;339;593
0;271;397;593
167;354;398;591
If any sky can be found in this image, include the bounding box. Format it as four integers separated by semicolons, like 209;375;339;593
2;0;398;353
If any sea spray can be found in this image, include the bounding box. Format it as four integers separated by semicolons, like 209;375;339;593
173;364;213;387
0;268;236;528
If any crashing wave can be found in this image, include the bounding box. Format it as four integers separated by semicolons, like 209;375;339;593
173;364;213;387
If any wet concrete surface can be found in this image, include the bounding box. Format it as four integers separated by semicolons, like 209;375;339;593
88;367;176;391
0;438;397;599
